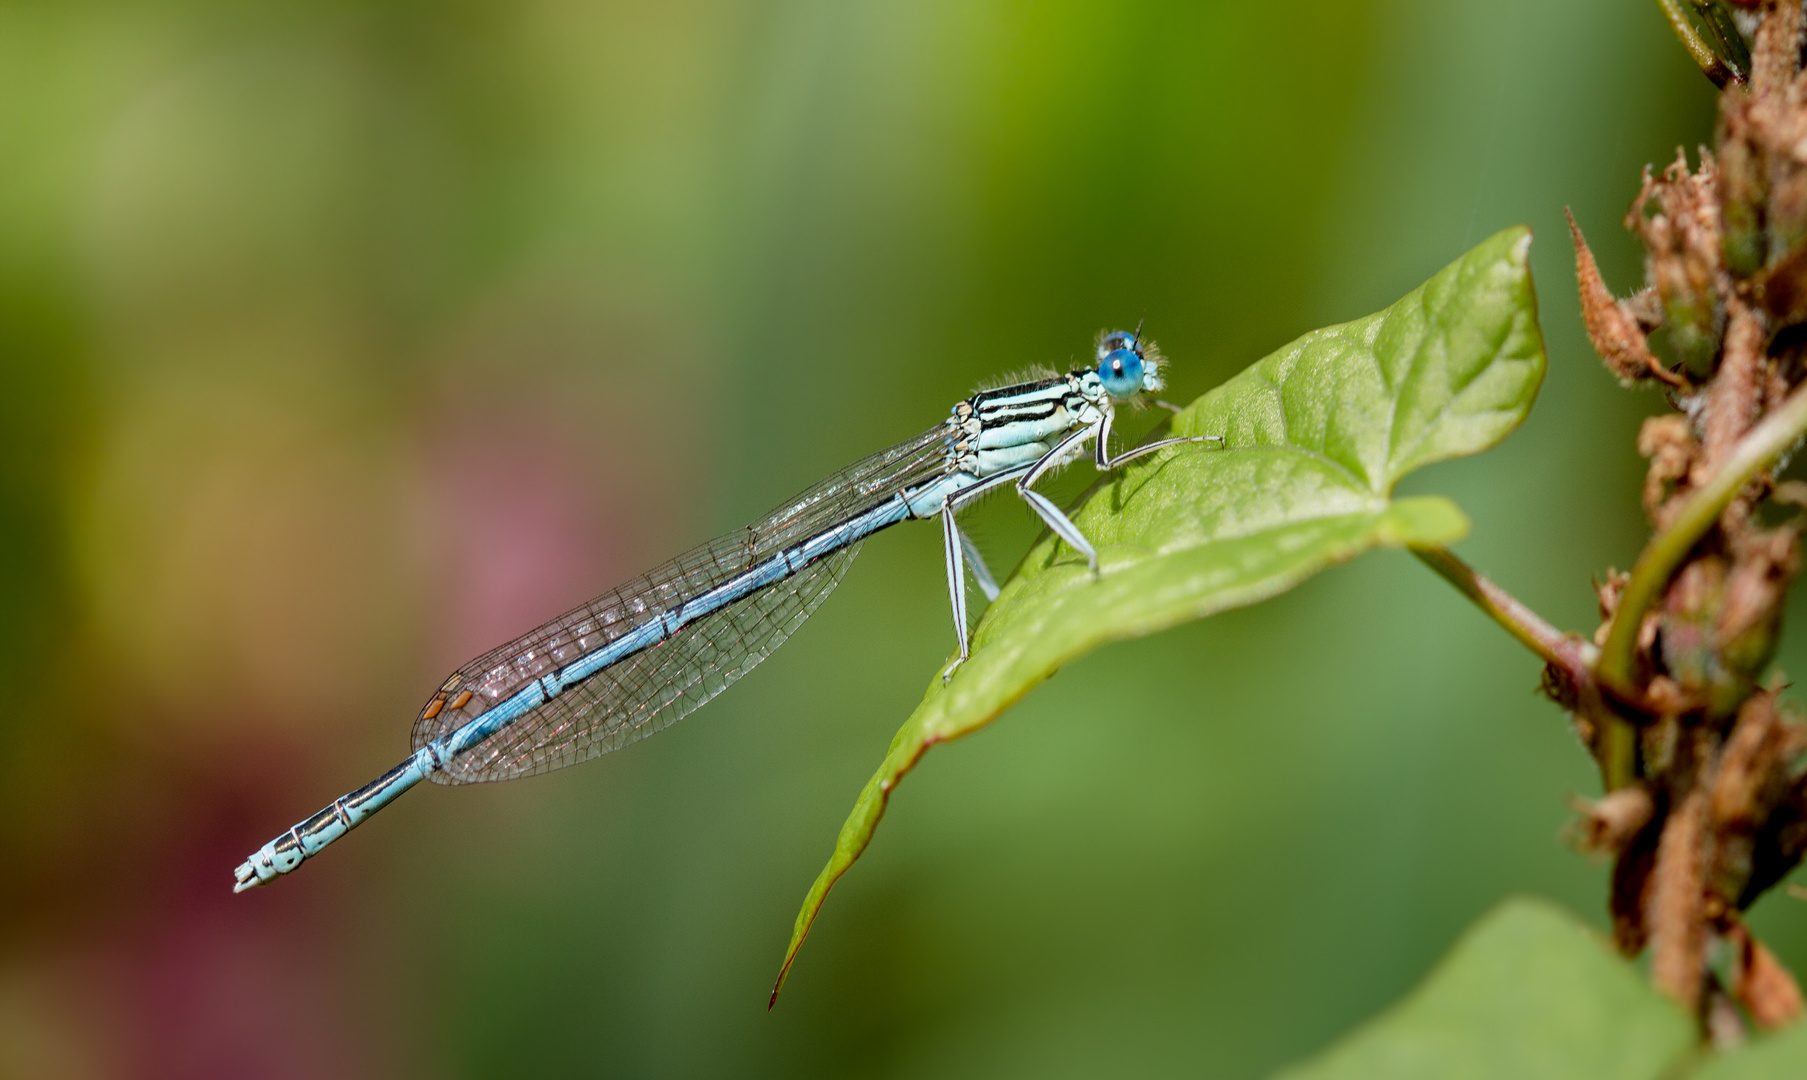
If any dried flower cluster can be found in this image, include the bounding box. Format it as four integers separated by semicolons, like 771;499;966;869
1566;0;1807;1037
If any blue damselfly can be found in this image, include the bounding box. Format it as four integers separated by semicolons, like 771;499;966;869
233;331;1221;891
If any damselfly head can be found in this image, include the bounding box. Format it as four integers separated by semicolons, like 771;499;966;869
1095;329;1165;400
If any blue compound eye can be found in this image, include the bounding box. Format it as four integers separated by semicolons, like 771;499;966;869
1098;346;1145;399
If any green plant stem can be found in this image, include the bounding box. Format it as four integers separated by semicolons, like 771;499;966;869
1594;380;1807;785
1654;0;1734;86
1411;545;1593;678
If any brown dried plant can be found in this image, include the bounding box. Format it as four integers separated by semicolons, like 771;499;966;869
1562;0;1807;1036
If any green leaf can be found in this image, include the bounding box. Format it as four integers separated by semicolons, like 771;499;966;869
1270;898;1694;1080
772;227;1547;1002
1686;1020;1807;1079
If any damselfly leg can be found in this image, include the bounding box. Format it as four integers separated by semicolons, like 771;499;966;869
936;406;1224;681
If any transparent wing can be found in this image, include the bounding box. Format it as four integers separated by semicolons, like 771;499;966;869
411;423;950;784
433;543;860;783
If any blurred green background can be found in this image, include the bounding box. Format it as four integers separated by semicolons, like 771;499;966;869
1;1;1793;1077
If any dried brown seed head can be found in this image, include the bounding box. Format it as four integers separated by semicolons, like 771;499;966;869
1568;209;1682;386
1568;786;1657;855
1639;414;1700;519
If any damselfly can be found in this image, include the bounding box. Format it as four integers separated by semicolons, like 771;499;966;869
233;331;1222;891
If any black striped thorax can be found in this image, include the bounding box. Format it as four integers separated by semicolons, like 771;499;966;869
942;369;1106;476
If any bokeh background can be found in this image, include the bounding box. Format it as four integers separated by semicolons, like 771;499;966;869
1;1;1794;1076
